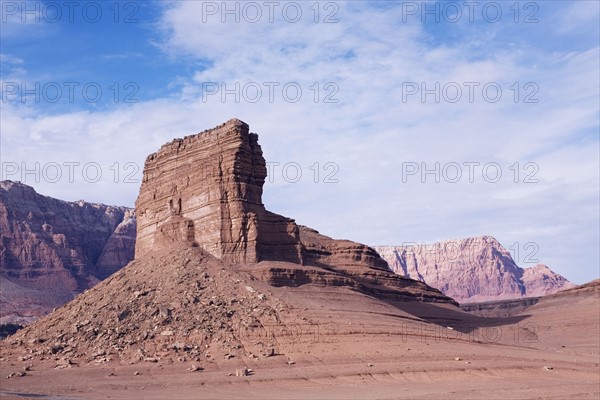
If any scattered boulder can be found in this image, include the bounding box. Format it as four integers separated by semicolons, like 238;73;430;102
235;368;252;377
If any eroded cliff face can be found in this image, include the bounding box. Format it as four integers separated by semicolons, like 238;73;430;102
135;119;302;264
0;181;135;322
96;209;136;279
375;237;574;303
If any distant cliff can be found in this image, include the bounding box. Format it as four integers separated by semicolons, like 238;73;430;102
375;236;574;303
0;181;135;324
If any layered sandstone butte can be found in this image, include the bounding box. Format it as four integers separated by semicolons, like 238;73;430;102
135;119;302;264
0;181;135;323
375;236;574;303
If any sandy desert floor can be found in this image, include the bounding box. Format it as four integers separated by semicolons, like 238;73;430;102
1;282;598;400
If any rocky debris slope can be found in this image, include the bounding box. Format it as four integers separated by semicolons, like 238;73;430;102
0;181;135;323
375;236;574;303
2;244;293;366
1;119;457;365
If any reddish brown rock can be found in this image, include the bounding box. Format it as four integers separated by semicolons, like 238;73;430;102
0;181;135;323
461;279;598;317
135;119;302;264
1;119;453;329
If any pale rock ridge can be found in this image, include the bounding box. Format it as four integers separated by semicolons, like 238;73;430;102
522;263;575;297
375;236;574;302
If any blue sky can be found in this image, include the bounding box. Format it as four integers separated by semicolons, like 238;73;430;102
1;1;599;284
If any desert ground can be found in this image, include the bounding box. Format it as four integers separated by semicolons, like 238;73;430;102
2;279;598;400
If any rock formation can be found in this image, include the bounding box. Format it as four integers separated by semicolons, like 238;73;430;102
135;119;302;264
0;181;135;323
135;119;445;302
459;297;542;318
2;119;456;365
375;237;575;303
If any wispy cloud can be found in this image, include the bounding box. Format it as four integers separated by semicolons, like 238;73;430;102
100;52;144;61
0;53;24;64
